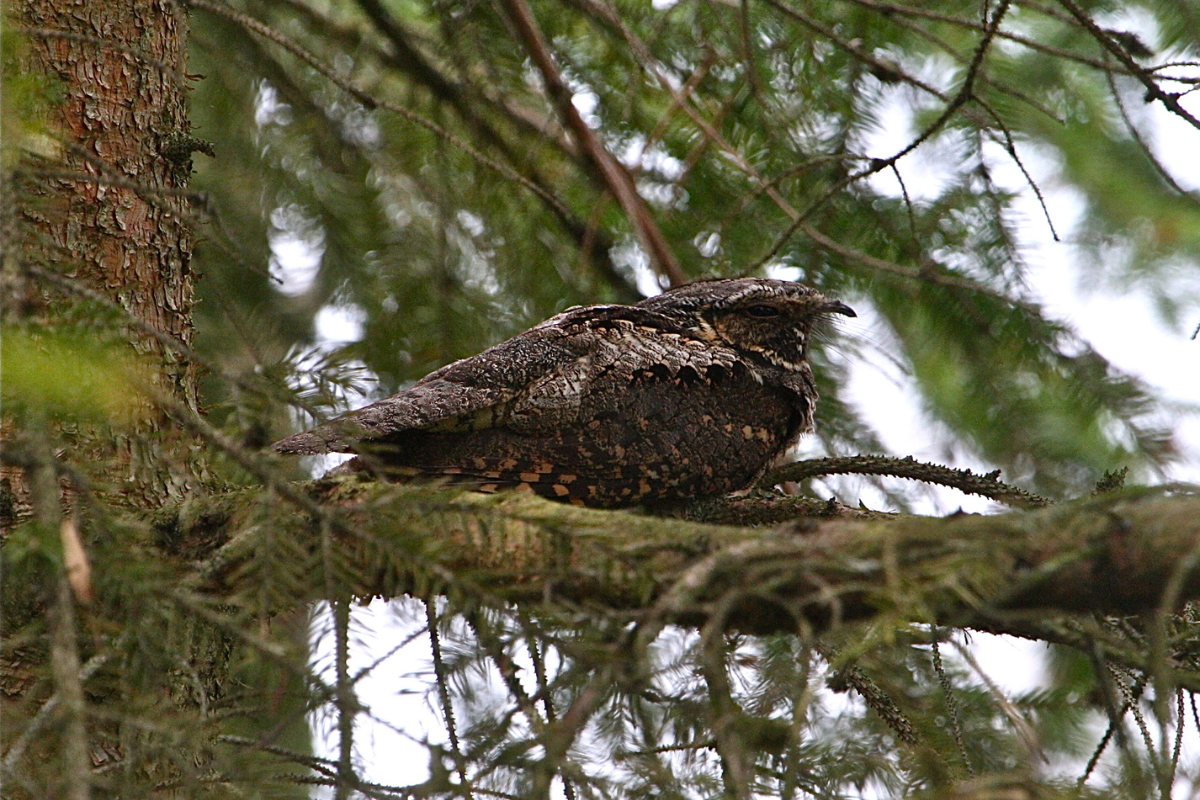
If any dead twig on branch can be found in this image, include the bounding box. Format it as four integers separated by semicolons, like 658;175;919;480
763;455;1051;509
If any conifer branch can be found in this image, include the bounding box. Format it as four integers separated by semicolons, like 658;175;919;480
1055;0;1200;131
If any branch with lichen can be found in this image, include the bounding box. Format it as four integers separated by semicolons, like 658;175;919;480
173;481;1200;651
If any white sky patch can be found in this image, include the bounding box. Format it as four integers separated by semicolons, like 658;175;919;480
449;216;503;296
959;632;1047;694
316;302;367;344
621;134;686;181
765;264;803;282
268;206;325;297
572;89;601;129
310;600;447;790
612;239;666;297
254;81;293;128
694;230;721;258
341;105;381;149
455;209;486;237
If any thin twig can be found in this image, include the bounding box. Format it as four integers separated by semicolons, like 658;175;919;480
1055;0;1200;131
50;581;90;800
890;163;920;251
819;643;922;746
35;137;258;279
971;95;1061;241
838;0;1191;82
218;734;438;799
17;167;205;203
852;6;1064;124
520;617;578;800
755;0;1012;268
1108;664;1158;762
1171;689;1185;782
427;600;473;799
1105;67;1200;199
931;632;974;778
951;639;1047;764
699;622;752;800
767;0;950;102
322;518;357;800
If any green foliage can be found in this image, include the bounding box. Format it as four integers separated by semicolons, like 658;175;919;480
1;327;148;423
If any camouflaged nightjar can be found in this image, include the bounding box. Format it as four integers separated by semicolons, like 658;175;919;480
273;278;855;507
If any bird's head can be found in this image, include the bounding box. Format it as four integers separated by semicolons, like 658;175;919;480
639;278;855;371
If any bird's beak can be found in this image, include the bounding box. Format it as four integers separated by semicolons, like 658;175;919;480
821;299;856;318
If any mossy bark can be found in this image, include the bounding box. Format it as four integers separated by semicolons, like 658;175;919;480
180;481;1200;648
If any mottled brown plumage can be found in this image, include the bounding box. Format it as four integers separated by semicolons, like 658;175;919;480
274;278;854;507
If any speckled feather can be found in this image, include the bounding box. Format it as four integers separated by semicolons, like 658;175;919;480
274;278;854;507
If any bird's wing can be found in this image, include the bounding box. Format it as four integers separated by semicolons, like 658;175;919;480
272;304;735;455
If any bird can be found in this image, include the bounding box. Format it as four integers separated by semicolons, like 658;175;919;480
273;278;855;507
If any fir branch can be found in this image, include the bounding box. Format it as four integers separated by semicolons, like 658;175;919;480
931;634;974;778
754;0;1012;268
427;600;473;799
1105;66;1200;200
822;653;921;746
840;0;1191;83
180;0;577;231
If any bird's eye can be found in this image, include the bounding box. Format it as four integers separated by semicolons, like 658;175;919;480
745;304;781;318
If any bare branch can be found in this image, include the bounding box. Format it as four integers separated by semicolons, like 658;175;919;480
764;455;1051;509
1056;0;1200;131
496;0;686;286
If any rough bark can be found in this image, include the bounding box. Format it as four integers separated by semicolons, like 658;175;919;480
5;0;204;512
2;2;209;795
12;0;199;392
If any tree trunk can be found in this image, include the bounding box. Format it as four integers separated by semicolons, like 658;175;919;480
5;0;203;512
3;1;208;795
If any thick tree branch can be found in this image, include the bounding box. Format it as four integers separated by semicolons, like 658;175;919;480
172;482;1200;647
